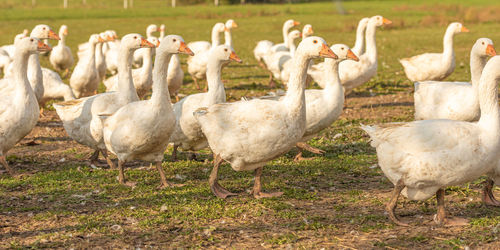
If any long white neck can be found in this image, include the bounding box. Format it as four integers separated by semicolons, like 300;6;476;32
477;59;500;133
224;29;232;48
288;37;297;56
206;56;226;106
442;28;455;65
470;50;487;86
352;22;366;55
140;48;153;75
283;50;309;115
151;48;173;108
323;58;344;103
365;23;378;63
58;32;66;46
211;26;221;47
283;25;291;46
117;45;139;102
160;30;165;39
12;48;33;96
95;42;104;61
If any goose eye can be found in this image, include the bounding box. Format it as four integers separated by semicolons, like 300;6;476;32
341;47;344;50
173;39;176;42
134;36;137;39
313;40;317;44
42;27;46;30
30;38;34;42
224;48;228;52
482;42;485;45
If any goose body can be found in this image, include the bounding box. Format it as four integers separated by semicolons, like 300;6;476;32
400;22;468;82
170;45;241;158
70;34;104;98
414;38;496;121
194;37;337;198
55;34;154;164
0;38;49;175
362;56;500;226
262;30;301;82
49;25;73;73
253;19;300;63
101;35;192;187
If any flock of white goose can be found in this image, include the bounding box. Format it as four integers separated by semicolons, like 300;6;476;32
1;15;500;227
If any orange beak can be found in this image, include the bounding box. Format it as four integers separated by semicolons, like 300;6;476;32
347;49;359;61
98;37;105;43
229;51;242;63
298;32;302;37
48;29;60;40
309;27;314;34
37;40;51;52
293;21;300;26
107;35;115;41
63;29;68;36
140;38;155;48
232;22;238;28
224;27;230;32
319;43;338;59
114;34;119;39
382;17;392;25
461;26;469;32
179;42;194;56
486;44;497;56
156;40;160;47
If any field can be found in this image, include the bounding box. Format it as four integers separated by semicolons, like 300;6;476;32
1;0;500;248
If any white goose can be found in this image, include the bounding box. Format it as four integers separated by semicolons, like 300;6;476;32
309;15;391;93
414;38;496;121
70;34;105;98
188;22;226;55
187;23;227;90
158;25;185;102
49;25;73;76
253;19;300;66
54;34;154;166
95;32;112;82
1;29;29;59
262;30;301;84
224;19;238;48
133;24;159;67
361;55;500;226
351;17;370;56
170;45;241;161
0;38;50;175
105;36;160;99
104;31;121;75
100;35;193;187
400;22;469;82
301;24;314;39
194;37;337;199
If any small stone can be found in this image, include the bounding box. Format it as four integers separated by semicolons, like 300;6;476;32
111;224;122;231
160;204;168;212
59;158;66;162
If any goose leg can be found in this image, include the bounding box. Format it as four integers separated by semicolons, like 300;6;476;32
296;142;325;155
209;154;236;198
100;149;115;169
482;178;500;206
156;161;184;189
268;72;275;88
89;150;100;165
252;167;283;199
386;178;408;226
434;188;469;226
118;160;135;187
172;144;179;162
0;155;15;176
193;78;201;90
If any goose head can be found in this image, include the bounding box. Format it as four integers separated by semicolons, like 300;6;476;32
369;15;392;27
359;17;370;27
213;23;227;33
298;36;337;59
288;30;302;43
16;37;51;55
89;34;105;45
284;19;300;30
13;32;28;44
473;38;496;57
106;30;119;40
159;35;194;56
121;33;155;51
210;44;242;64
31;24;60;40
146;24;159;37
302;24;314;38
329;44;359;62
59;25;68;37
148;36;161;48
448;22;469;34
225;19;238;30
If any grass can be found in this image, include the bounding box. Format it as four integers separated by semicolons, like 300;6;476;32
1;0;500;248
